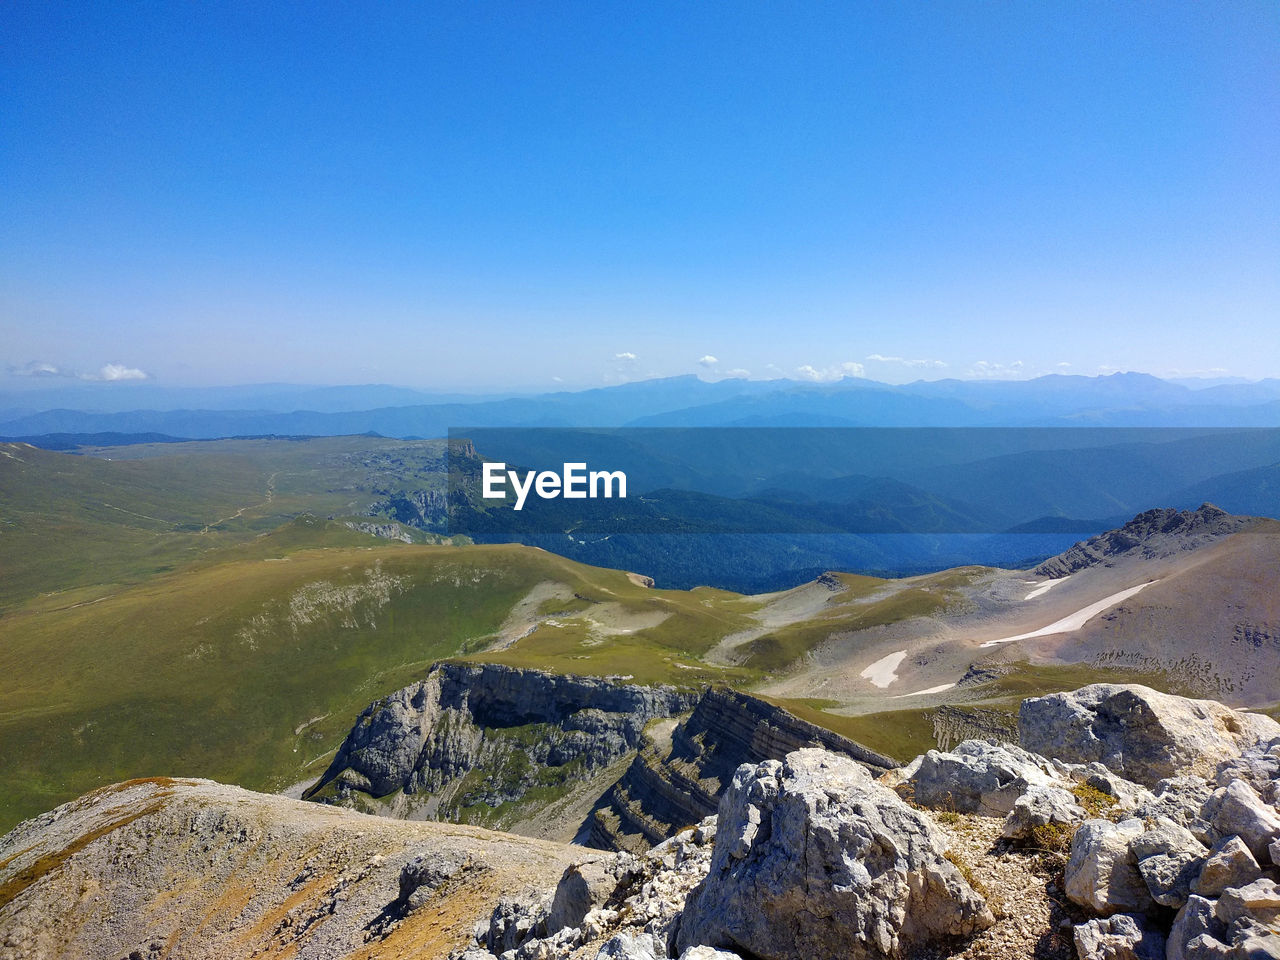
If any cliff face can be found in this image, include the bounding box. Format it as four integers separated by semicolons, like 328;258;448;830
588;687;896;853
306;662;698;832
309;668;896;855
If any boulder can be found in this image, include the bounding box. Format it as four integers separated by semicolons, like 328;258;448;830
1201;780;1280;861
1019;684;1280;788
1073;913;1165;960
1192;836;1262;898
1134;776;1216;830
1215;878;1280;927
904;739;1059;815
485;891;552;955
679;949;743;960
595;932;661;959
1065;819;1154;915
676;748;993;959
547;855;639;934
1130;818;1206;909
1167;896;1228;960
1215;739;1280;805
1001;785;1086;842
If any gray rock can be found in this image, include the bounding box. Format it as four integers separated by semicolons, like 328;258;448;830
1193;836;1262;898
398;851;469;912
1065;819;1154;915
1272;837;1280;868
1135;776;1216;829
1201;780;1280;861
676;748;993;959
678;949;742;960
594;932;661;959
1137;853;1202;910
1216;740;1280;805
1019;684;1280;788
486;891;552;955
454;950;500;960
1001;784;1086;842
1228;919;1280;958
1130;818;1206;908
547;855;639;934
905;739;1060;815
1074;913;1165;960
1168;896;1229;960
1216;878;1280;927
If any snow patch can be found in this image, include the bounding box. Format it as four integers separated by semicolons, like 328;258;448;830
980;581;1159;647
1024;576;1069;600
860;650;907;688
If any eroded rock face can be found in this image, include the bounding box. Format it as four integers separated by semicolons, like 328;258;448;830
308;661;698;820
904;739;1060;815
1193;836;1263;898
1200;780;1280;861
1002;784;1087;841
1073;913;1165;960
1065;819;1154;916
676;749;993;960
1019;684;1280;788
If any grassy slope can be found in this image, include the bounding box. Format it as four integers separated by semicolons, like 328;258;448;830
0;437;449;612
0;532;652;828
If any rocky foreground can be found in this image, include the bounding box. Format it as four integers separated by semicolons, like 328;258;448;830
2;683;1279;960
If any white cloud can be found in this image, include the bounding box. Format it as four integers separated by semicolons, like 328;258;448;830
725;368;750;378
865;354;947;369
966;359;1027;380
93;363;148;381
796;361;865;382
1056;361;1072;368
614;351;637;361
8;360;149;381
698;355;719;367
9;361;66;378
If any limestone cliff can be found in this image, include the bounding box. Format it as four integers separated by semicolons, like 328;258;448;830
587;687;896;852
305;662;698;833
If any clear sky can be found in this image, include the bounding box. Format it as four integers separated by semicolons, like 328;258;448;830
2;2;1277;391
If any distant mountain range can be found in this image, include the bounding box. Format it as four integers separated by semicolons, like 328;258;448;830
6;372;1280;439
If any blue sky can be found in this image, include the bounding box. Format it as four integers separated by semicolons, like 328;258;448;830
2;2;1277;390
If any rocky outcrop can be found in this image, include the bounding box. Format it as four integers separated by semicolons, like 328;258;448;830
342;519;416;542
459;818;720;960
307;662;698;827
1018;683;1280;787
1002;784;1087;841
674;749;993;959
903;739;1061;815
8;682;1280;960
588;688;895;853
1073;913;1165;960
1032;504;1256;578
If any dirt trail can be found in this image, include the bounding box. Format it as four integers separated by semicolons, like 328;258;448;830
201;472;278;534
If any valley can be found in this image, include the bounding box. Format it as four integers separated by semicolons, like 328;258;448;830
3;428;1278;843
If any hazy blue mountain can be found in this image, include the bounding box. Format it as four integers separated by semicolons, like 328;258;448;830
6;372;1280;438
